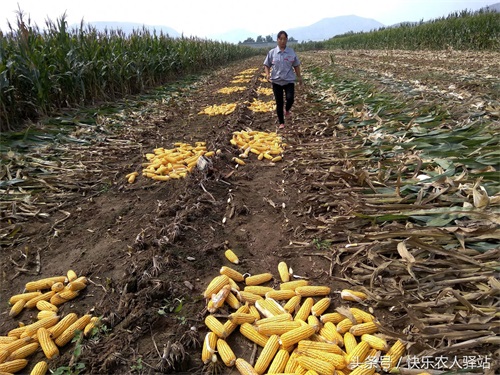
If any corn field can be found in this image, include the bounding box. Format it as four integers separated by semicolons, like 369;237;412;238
325;9;500;50
0;13;259;131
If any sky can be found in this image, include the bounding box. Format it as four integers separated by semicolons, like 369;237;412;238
0;0;496;38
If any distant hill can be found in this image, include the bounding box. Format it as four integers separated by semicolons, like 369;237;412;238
286;15;384;42
483;2;500;12
72;21;181;37
208;29;260;44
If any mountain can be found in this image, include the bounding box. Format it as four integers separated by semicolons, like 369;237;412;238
208;29;260;44
73;21;180;37
286;15;384;42
482;2;500;12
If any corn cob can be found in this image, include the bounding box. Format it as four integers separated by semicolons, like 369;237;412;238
320;312;346;324
280;280;308;291
66;281;87;292
361;334;388;351
36;300;58;312
225;249;239;264
0;348;10;363
208;284;232;313
9;292;42;305
201;332;218;364
254;334;280;374
48;313;78;339
282;295;301;314
340;289;368;302
7;325;27;338
55;314;92;347
37;310;57;320
297;348;346;370
30;361;49;375
25;277;66;292
9;299;26;317
346;341;371;370
382;339;405;371
203;275;230;299
349;321;378;336
84;317;101;337
228;276;241;291
0;336;17;345
24;291;56;309
255;299;282;318
228;312;256;325
350;308;374;323
319;322;344;346
225;291;241;310
22;315;60;338
217;339;236;367
37;327;59;359
294;297;314;321
284;350;300;373
267;349;289;374
256;321;302;336
240;323;269;347
50;282;65;292
311;298;331;317
343;332;358;354
220;266;244;282
336;318;354;334
235;358;259;375
248;305;261;320
279;324;316;348
53;290;79;303
295;364;308;375
307;315;320;332
237;291;263;305
297;340;344;355
245;273;273;286
66;270;78;282
0;359;28;373
244;286;274;296
296;355;335;375
295;286;330;297
277;261;290;282
204;315;227;338
6;342;39;361
265;289;296;301
255;313;292;326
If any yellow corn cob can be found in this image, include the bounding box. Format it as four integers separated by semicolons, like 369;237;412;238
7;325;27;338
201;332;218;364
267;349;290;374
244;286;274;296
37;310;57;320
36;300;59;312
240;323;269;347
233;157;246;165
54;290;79;303
225;292;241;310
235;358;259;375
208;285;232;313
319;322;344;346
2;337;32;355
47;313;78;339
228;312;256;325
24;291;56;309
340;289;368;302
294;297;314;321
203;275;230;298
255;299;284;318
346;341;371;370
66;270;78;282
0;359;28;373
280;280;308;290
320;312;346;324
73;276;88;284
296;355;335;375
245;273;273;286
256;321;302;336
0;348;9;363
361;334;388;351
9;299;26;317
350;308;374;323
50;282;65;292
220;266;244;282
55;314;92;347
279;324;316;348
296;348;346;370
271;155;282;162
6;342;39;361
204;315;227;338
66;281;87;292
9;292;42;305
22;315;60;338
25;276;67;292
277;261;290;282
382;339;405;371
0;336;17;345
349;321;378;336
84;317;101;337
307;315;320;332
237;291;263;305
223;319;238;339
255;313;292;326
336;318;354;334
265;289;296;301
343;332;358;354
283;295;301;314
295;286;330;297
311;298;331;317
349;364;376;375
217;339;236;367
227;276;240;291
244;304;259;320
48;293;67;307
254;334;280;374
297;340;344;355
30;361;49;375
37;327;59;359
284;350;300;373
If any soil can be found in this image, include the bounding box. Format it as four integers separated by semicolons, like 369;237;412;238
1;50;499;375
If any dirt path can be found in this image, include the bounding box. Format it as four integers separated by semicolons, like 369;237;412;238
1;51;498;375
